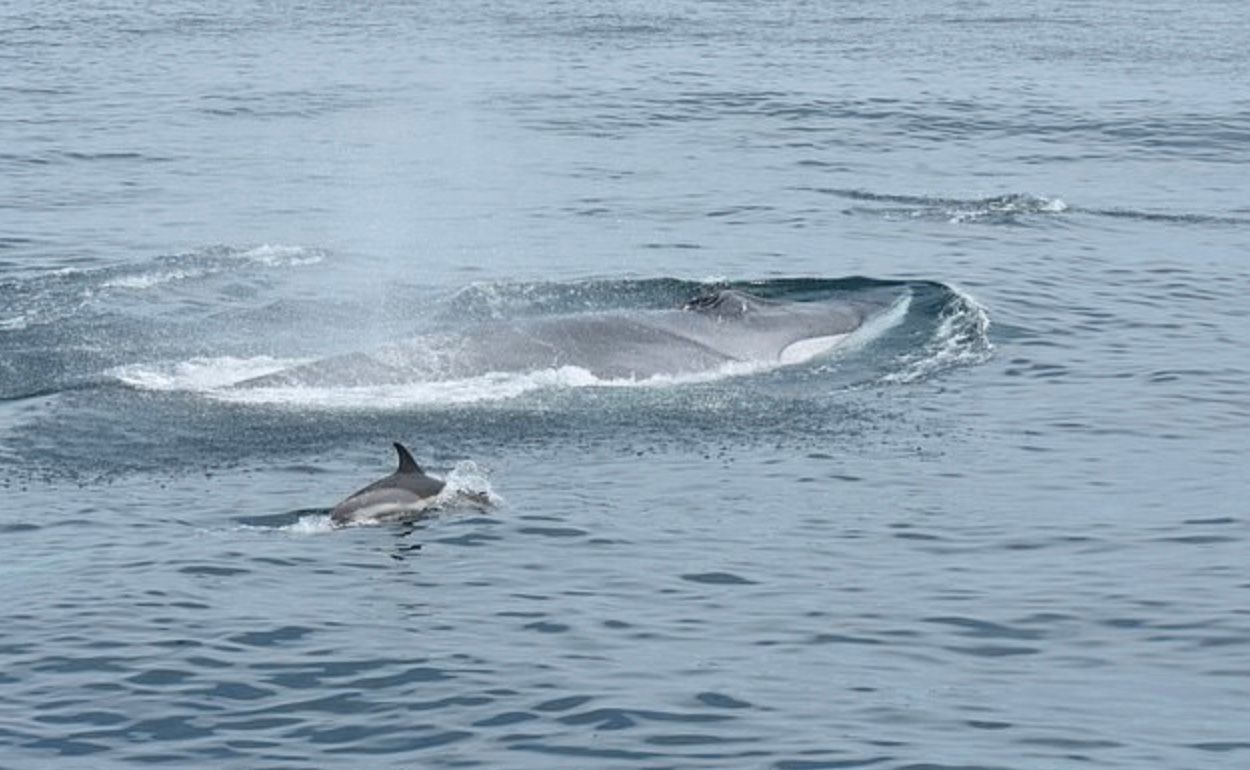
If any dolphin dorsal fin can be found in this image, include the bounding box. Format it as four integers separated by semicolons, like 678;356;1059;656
393;442;423;474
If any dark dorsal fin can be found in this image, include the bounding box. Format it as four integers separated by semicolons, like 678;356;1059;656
393;442;423;474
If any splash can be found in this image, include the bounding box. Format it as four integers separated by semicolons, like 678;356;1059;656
442;460;505;507
881;284;992;384
280;514;337;534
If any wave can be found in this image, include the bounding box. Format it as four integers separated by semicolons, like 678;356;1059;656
824;188;1249;227
0;244;322;332
881;284;993;384
99;244;323;291
1078;207;1250;226
0;245;326;401
825;189;1068;224
0;314;28;332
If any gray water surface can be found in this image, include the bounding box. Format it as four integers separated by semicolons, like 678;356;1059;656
2;1;1249;768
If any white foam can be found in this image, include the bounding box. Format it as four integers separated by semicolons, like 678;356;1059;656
204;340;875;410
102;268;206;290
280;514;337;534
236;244;323;267
209;362;756;409
882;284;992;384
100;245;321;291
227;513;338;535
946;194;1068;223
207;365;601;408
110;355;306;391
0;315;28;331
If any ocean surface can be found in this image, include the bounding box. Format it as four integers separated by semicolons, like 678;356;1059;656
3;1;1249;768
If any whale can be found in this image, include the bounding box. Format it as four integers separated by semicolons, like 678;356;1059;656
238;286;909;390
330;443;445;524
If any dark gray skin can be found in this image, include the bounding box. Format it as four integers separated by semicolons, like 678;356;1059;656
330;443;445;525
239;287;907;389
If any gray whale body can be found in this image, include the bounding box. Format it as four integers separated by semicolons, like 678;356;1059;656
330;443;445;524
240;287;907;389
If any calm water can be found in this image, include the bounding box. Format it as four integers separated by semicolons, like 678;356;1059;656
3;1;1249;768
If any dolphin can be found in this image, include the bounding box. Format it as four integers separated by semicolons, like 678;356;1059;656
238;286;909;390
330;443;445;525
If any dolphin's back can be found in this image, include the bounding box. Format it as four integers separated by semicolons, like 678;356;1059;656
330;444;446;524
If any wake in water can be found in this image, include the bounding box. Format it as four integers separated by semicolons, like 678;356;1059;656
824;188;1250;227
826;189;1069;224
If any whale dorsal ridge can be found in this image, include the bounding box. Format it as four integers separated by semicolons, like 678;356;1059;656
393;442;423;474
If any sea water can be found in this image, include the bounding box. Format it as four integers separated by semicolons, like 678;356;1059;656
2;1;1248;768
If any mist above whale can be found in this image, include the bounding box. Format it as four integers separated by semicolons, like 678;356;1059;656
237;286;910;390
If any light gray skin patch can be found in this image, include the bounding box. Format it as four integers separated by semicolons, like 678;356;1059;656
330;443;445;525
